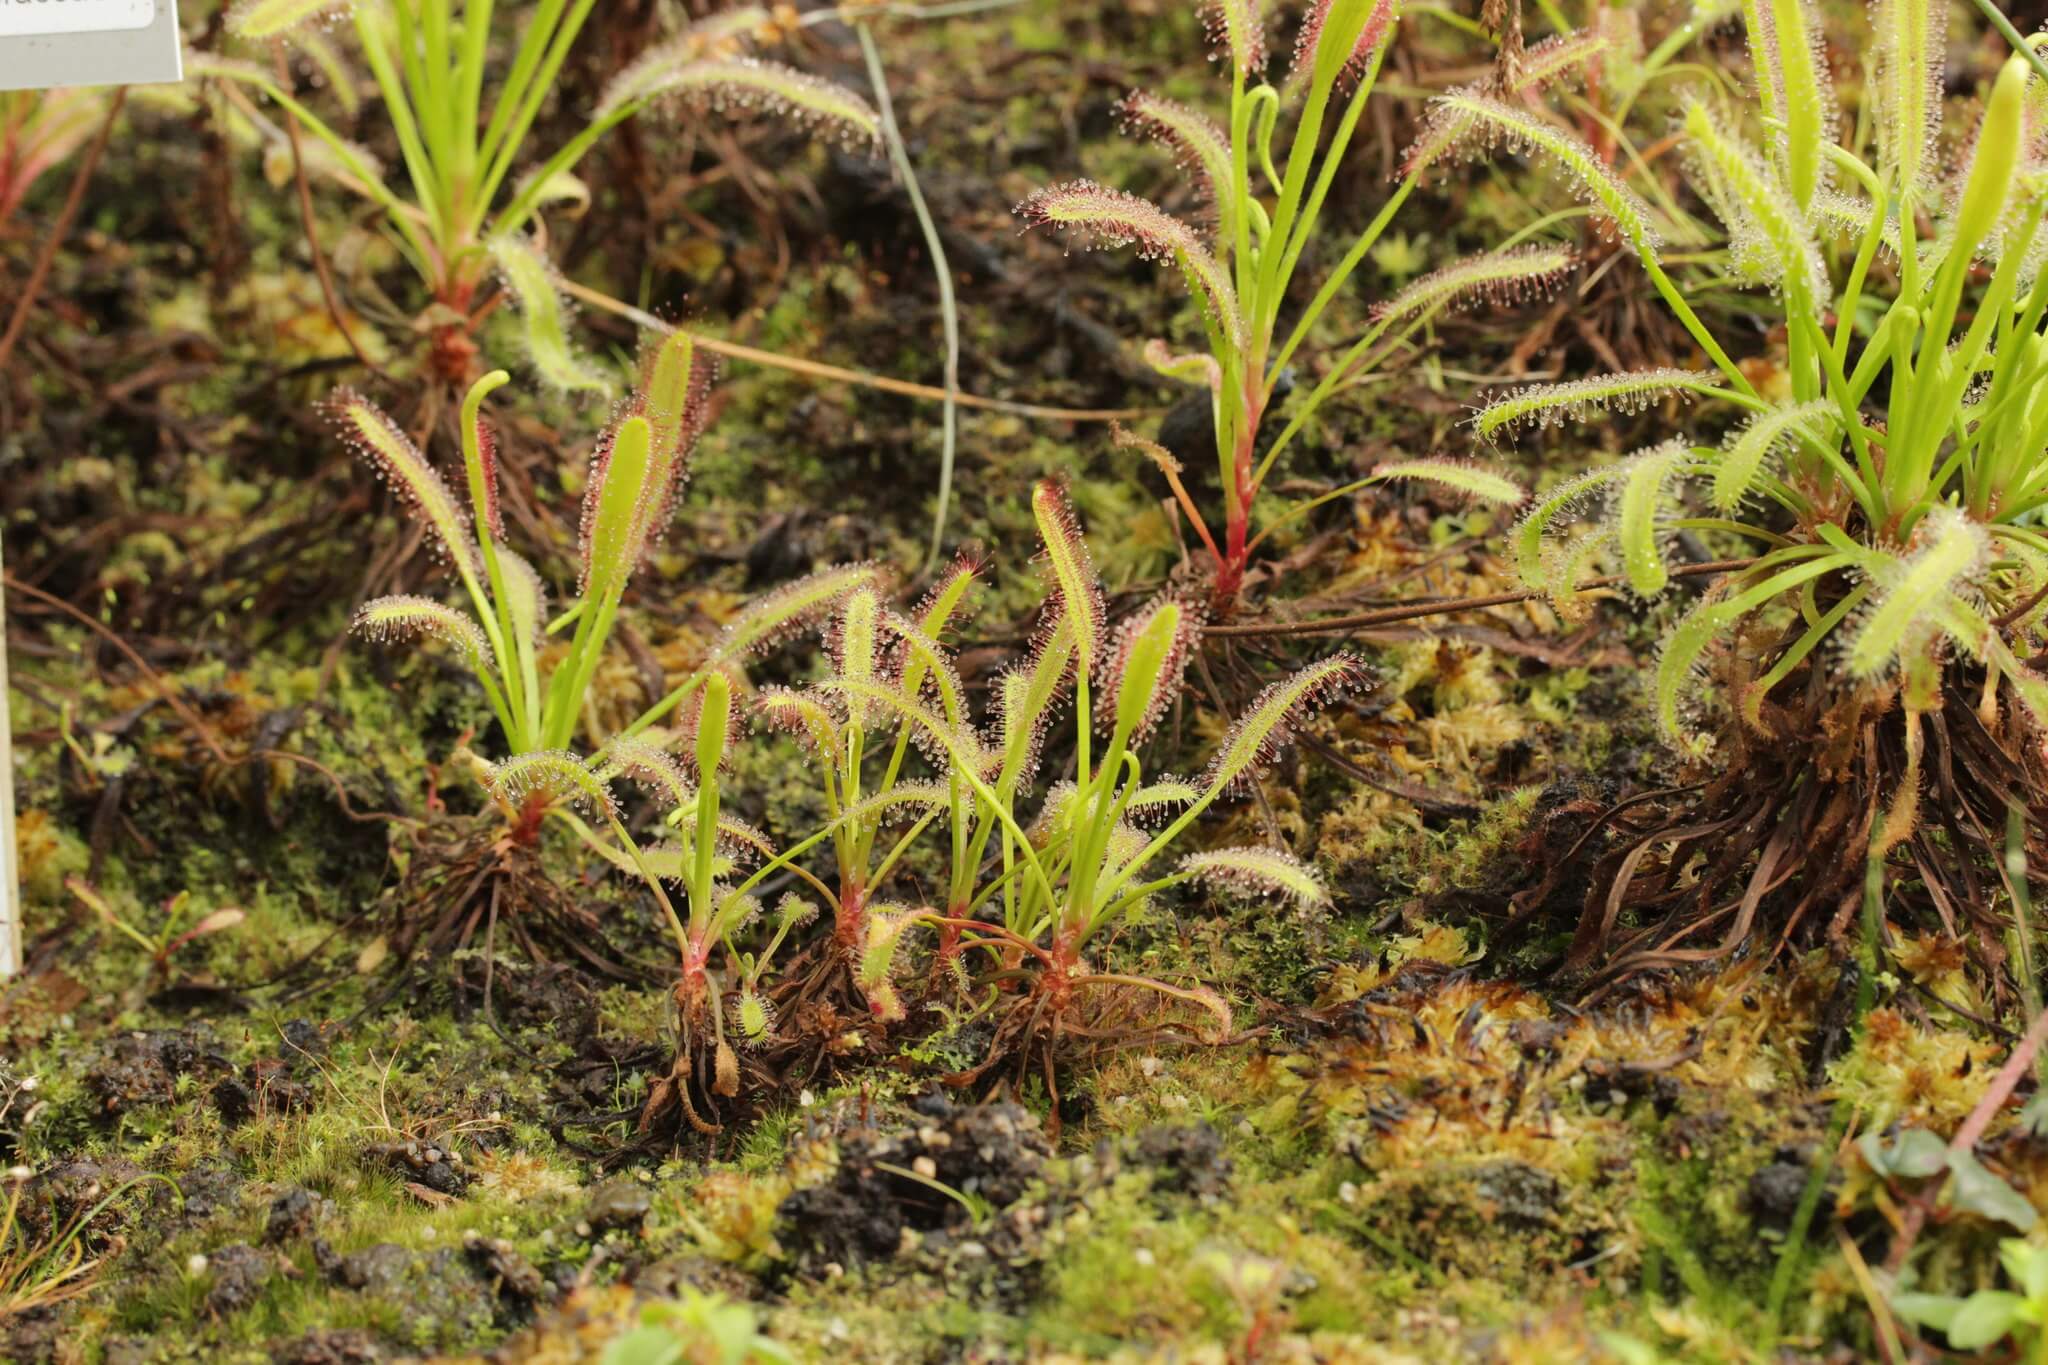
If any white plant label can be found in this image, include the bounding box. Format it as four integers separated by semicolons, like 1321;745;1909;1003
0;0;179;91
0;0;157;38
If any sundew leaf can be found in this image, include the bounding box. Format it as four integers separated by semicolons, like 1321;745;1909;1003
1119;93;1233;225
1032;480;1105;672
488;235;612;395
496;550;548;649
627;329;707;563
1680;98;1826;302
711;563;885;664
1845;509;1988;681
883;610;970;725
595;736;694;812
1513;463;1632;590
1017;181;1244;344
753;686;843;762
1369;458;1526;506
835;782;953;829
1404;90;1660;259
329;390;479;576
1870;0;1944;204
1373;244;1576;327
600;56;880;147
1100;598;1199;746
823;678;999;780
579;415;654;602
1291;0;1399;90
913;549;984;640
999;618;1077;792
1474;369;1722;442
1651;553;1848;747
228;0;347;39
1178;847;1330;908
1506;28;1611;95
1202;654;1370;795
1611;440;1696;597
1129;778;1201;818
1204;0;1266;76
351;595;492;674
489;751;618;818
1739;0;1834;209
1713;400;1832;510
830;589;883;708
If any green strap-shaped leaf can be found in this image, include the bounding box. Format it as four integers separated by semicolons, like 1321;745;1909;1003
488;235;611;395
1612;441;1695;597
1846;510;1987;680
1714;401;1832;511
1652;553;1848;745
582;416;654;605
1178;847;1329;908
1371;459;1525;506
1513;464;1631;590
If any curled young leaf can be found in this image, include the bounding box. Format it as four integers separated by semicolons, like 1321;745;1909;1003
496;549;549;650
489;751;619;819
1099;597;1203;746
578;415;655;601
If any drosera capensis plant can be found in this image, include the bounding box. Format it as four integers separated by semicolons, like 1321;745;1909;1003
342;333;883;1126
1017;0;1554;608
1468;1;2048;979
752;557;984;1024
199;2;881;381
834;481;1367;1099
343;329;877;773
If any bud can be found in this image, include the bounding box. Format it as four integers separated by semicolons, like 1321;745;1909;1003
1104;600;1199;747
696;673;732;785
